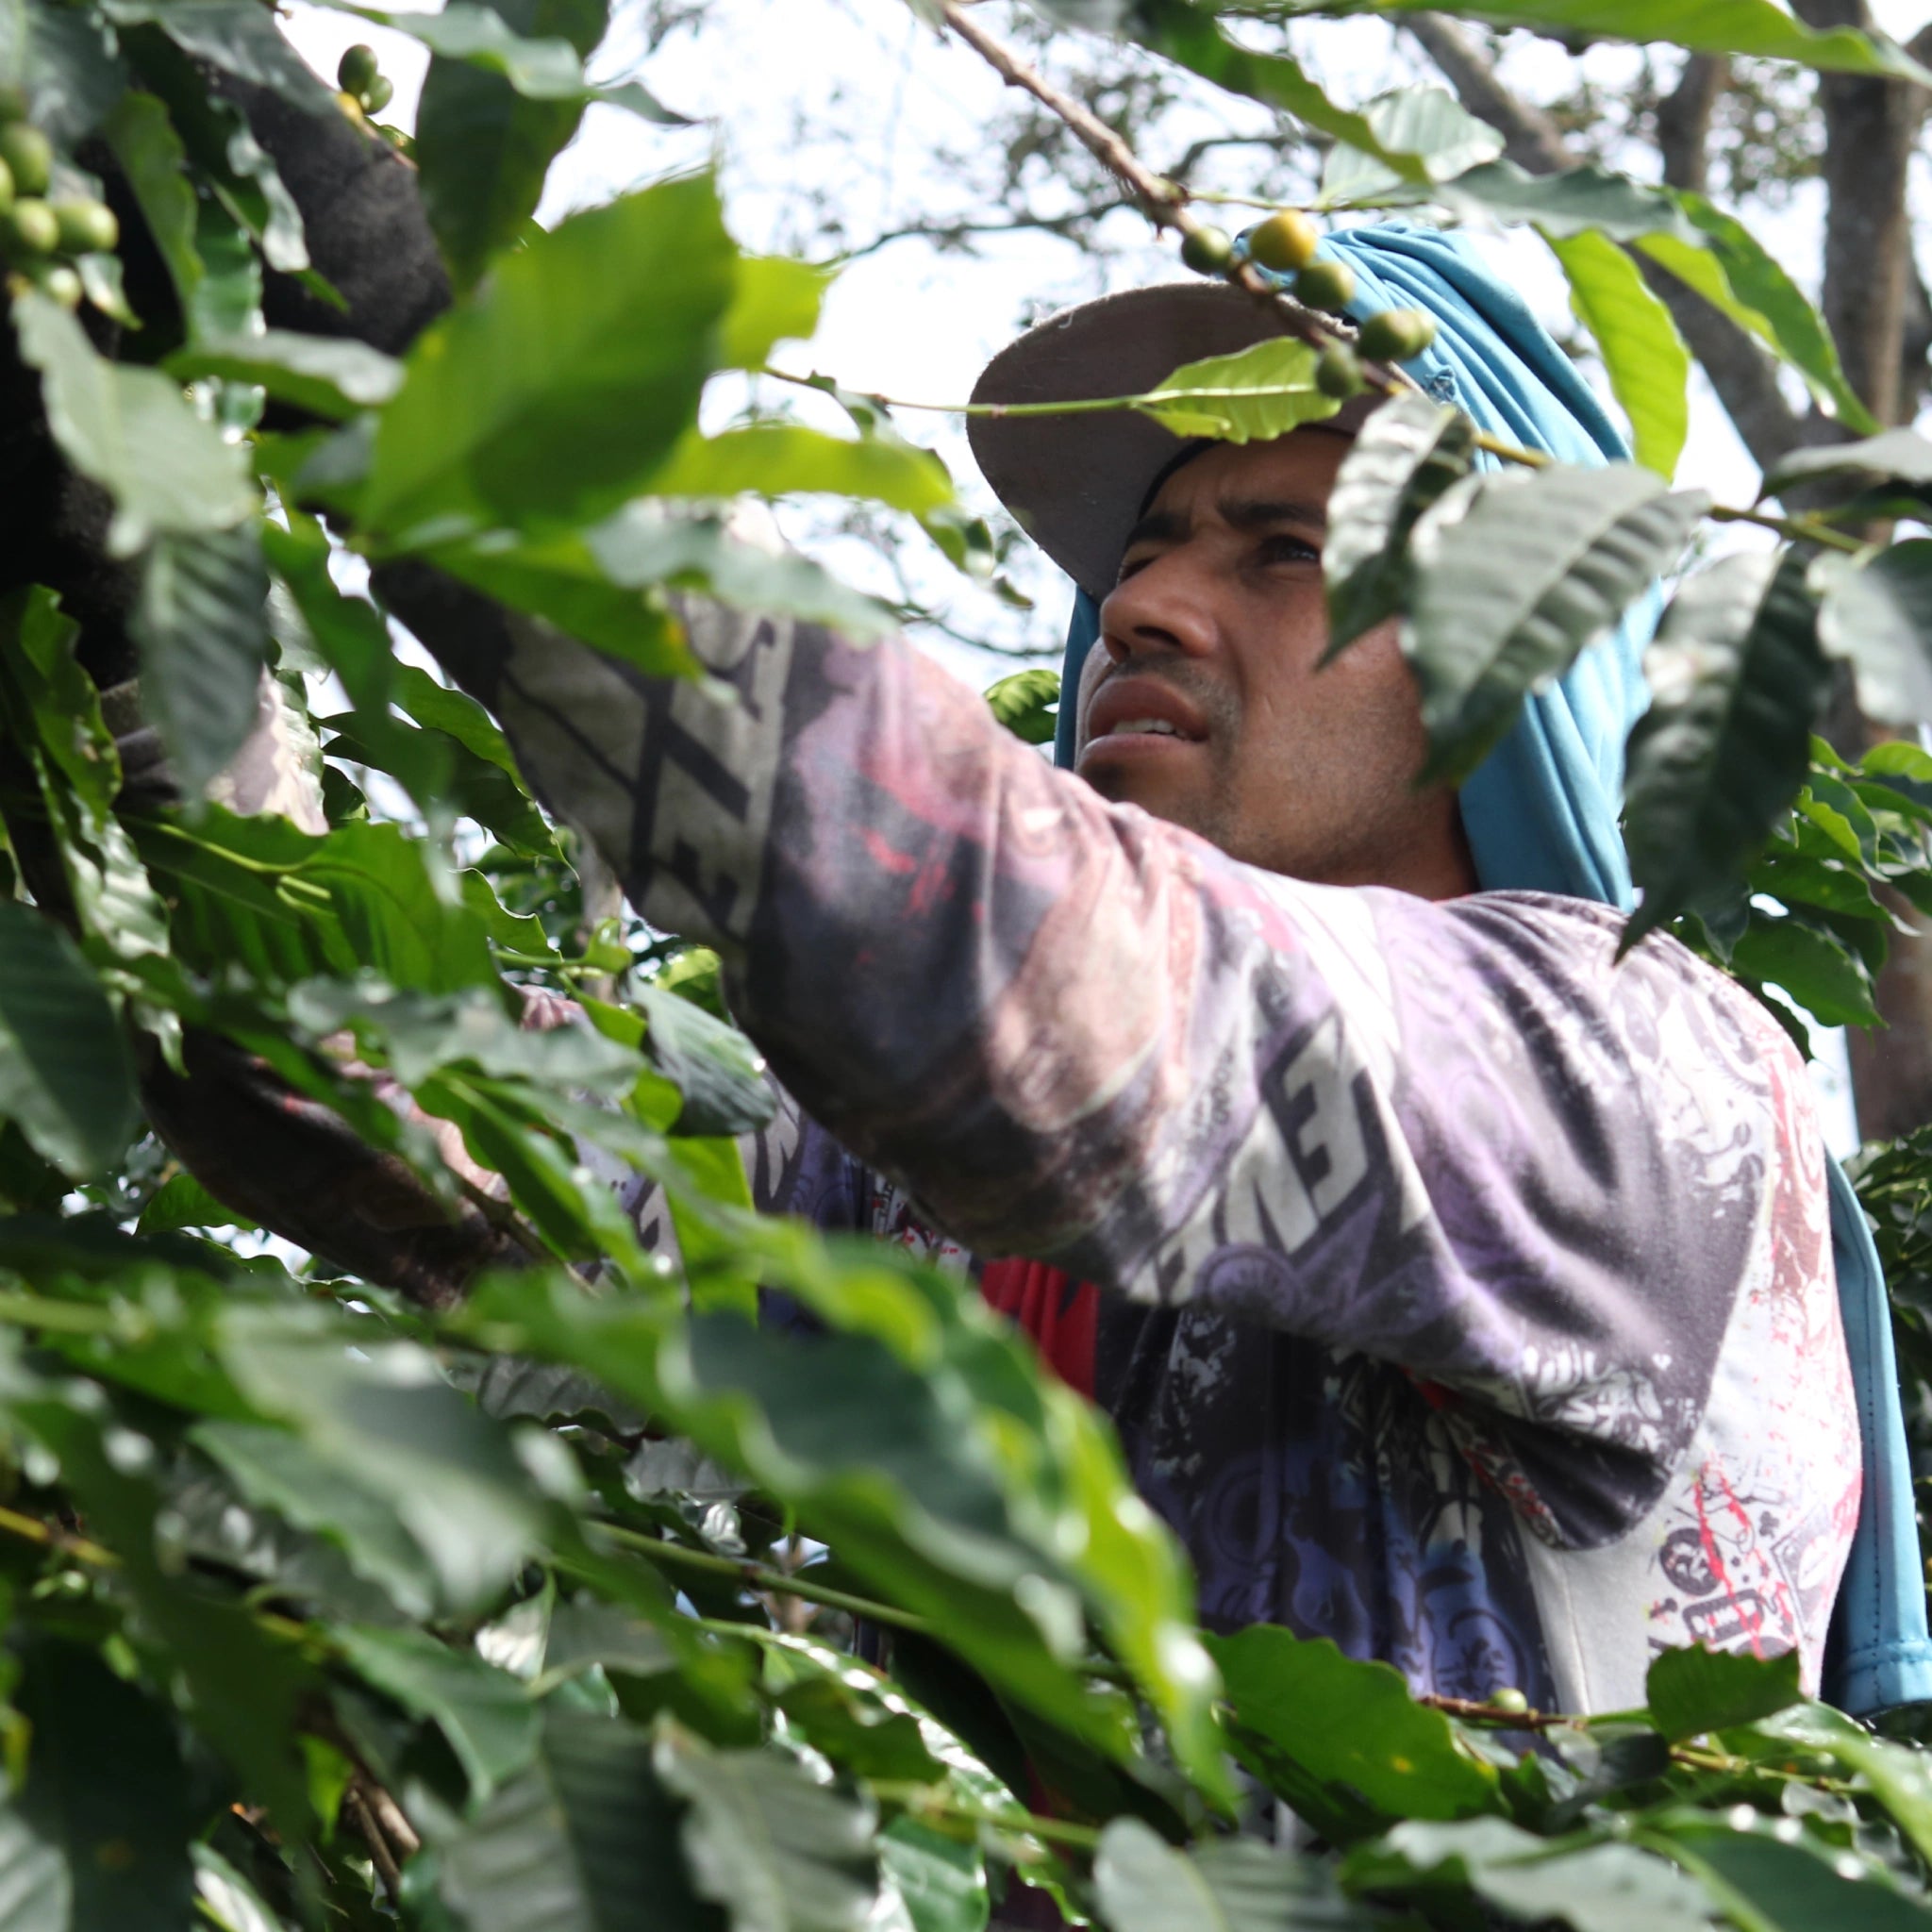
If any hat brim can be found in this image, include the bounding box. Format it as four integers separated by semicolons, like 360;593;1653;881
968;281;1378;602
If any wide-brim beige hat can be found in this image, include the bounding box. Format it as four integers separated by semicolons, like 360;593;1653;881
968;280;1377;602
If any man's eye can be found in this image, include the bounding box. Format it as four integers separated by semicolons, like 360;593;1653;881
1257;534;1320;566
1116;553;1154;583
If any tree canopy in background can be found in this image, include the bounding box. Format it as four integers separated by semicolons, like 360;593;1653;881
8;0;1932;1927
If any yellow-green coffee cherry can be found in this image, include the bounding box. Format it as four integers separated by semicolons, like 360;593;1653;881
1245;209;1320;274
0;155;12;217
1180;224;1235;276
1487;1686;1530;1714
0;123;52;199
1293;258;1356;314
51;196;117;257
338;43;379;96
1315;342;1366;399
2;197;59;260
1357;307;1439;363
31;260;82;309
363;72;394;114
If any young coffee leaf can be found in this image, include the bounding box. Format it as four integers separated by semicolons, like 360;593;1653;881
364;173;738;538
1341;1817;1712;1932
1407;462;1703;785
1544;228;1689;481
132;525;272;798
983;668;1060;746
12;290;256;555
1094;1818;1375;1932
1766;427;1932;499
437;1709;712;1932
1207;1627;1496;1824
718;256;836;371
1623;550;1827;946
0;903;140;1177
1644;1643;1804;1741
1323;391;1474;657
657;1722;880;1932
1320;83;1503;203
1365;0;1930;80
1815;541;1932;729
1136;337;1340;444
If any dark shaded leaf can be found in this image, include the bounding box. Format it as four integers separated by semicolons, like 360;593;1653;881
0;902;140;1178
1095;1819;1377;1932
1622;549;1827;944
1406;463;1703;784
101;0;334;112
1765;427;1932;497
1323;391;1474;657
635;983;775;1137
132;525;272;797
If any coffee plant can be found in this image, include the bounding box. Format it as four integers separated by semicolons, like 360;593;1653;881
5;0;1932;1926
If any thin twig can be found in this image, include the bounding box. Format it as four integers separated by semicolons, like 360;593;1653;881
344;1783;404;1903
453;1172;550;1262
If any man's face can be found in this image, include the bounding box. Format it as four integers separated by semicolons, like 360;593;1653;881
1074;428;1473;898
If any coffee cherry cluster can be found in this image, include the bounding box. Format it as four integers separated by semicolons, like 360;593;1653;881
336;43;395;121
0;94;119;311
1178;208;1441;393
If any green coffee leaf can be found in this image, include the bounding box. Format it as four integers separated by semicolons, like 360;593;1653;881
437;1709;714;1932
1341;1817;1711;1932
1434;159;1690;241
1208;1627;1497;1825
1765;428;1932;498
1623;550;1827;945
1363;0;1930;80
1757;1703;1932;1869
364;173;738;537
1727;915;1877;1027
1406;463;1704;784
1320;84;1504;203
719;256;836;370
3;1641;198;1932
1094;1818;1374;1932
1815;541;1932;730
983;668;1060;746
132;525;272;799
1643;1644;1805;1741
0;903;140;1178
12;290;256;555
880;1819;988;1932
1137;337;1340;443
138;1172;258;1234
100;0;334;113
167;331;402;418
1323;391;1475;658
635;982;775;1137
657;1722;880;1932
647;423;953;516
1545;227;1689;481
331;1624;539;1800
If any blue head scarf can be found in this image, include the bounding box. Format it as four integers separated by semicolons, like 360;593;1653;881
1051;223;1932;1717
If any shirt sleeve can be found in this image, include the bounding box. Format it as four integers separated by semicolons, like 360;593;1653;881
379;561;1820;1507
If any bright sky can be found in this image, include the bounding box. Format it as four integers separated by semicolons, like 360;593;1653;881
278;0;1927;1145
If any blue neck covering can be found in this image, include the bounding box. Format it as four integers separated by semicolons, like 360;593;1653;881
1051;223;1932;1717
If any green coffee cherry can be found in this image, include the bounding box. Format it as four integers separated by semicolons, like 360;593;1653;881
1357;307;1438;364
1487;1687;1530;1714
30;260;82;310
1180;224;1235;276
2;197;59;260
51;196;117;257
0;123;52;199
1245;209;1320;274
1293;258;1356;314
1315;342;1365;399
363;72;394;113
0;86;26;126
338;43;379;96
0;155;13;218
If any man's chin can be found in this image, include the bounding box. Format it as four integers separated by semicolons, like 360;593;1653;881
1076;757;1211;833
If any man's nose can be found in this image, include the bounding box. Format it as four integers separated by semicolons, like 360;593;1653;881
1095;549;1217;664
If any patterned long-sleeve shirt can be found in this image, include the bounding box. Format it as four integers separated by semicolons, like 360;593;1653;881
389;557;1860;1714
